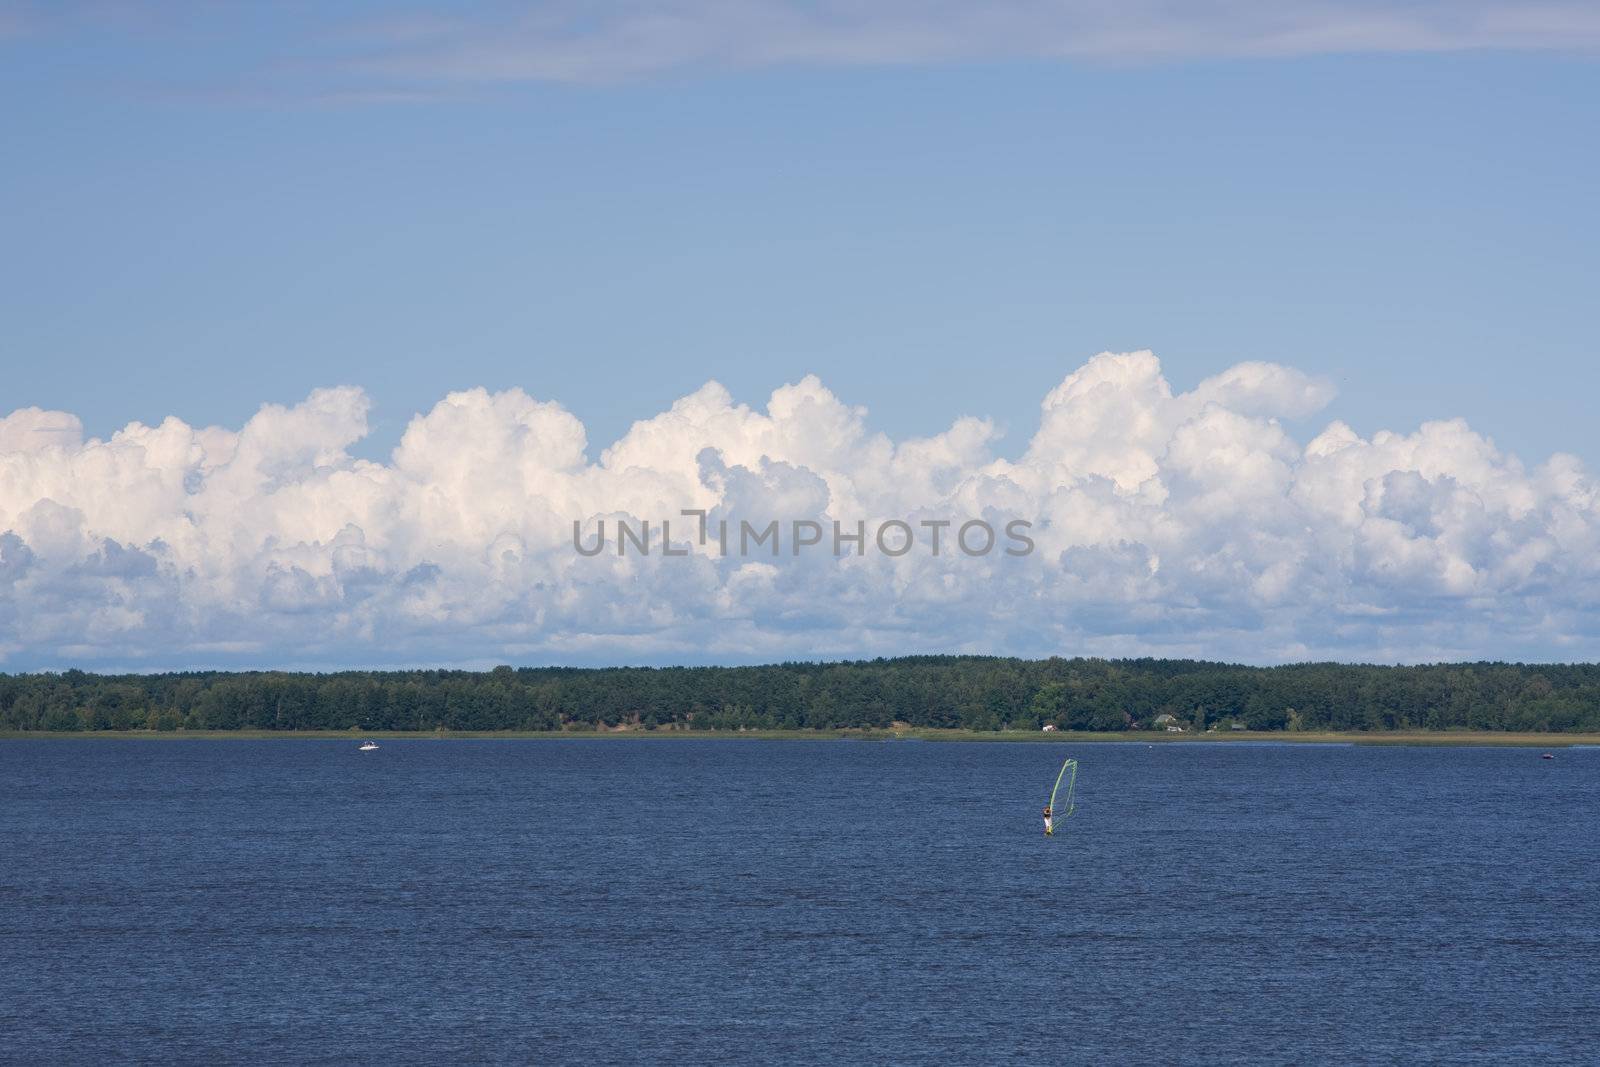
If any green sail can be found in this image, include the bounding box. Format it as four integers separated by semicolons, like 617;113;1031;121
1047;758;1078;821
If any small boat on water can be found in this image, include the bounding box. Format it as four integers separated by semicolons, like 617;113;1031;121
359;741;379;752
1541;752;1554;760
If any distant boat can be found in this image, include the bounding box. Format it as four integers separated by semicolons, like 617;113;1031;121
1541;752;1554;760
359;741;379;752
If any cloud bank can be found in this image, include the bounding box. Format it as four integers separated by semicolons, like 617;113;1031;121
2;351;1597;669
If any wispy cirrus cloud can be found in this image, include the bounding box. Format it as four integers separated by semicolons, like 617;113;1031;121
7;1;1600;97
334;0;1600;86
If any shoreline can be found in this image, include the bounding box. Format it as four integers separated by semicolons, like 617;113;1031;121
0;728;1594;747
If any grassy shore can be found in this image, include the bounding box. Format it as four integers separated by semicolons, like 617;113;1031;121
1;727;1596;747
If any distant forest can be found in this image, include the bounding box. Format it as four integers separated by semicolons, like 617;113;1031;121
3;657;1599;734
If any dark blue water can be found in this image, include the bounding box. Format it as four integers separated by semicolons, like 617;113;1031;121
2;740;1595;1064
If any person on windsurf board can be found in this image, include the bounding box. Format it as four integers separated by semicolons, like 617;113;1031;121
1044;757;1076;837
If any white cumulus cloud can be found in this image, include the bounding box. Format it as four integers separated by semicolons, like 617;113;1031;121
2;350;1597;669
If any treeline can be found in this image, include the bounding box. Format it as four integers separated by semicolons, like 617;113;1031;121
2;657;1599;734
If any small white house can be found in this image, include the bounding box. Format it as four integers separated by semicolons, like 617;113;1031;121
1041;724;1057;732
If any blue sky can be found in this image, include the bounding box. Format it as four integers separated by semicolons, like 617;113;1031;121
1;3;1598;668
4;6;1597;460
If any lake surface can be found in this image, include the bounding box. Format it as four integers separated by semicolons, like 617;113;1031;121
2;740;1595;1064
